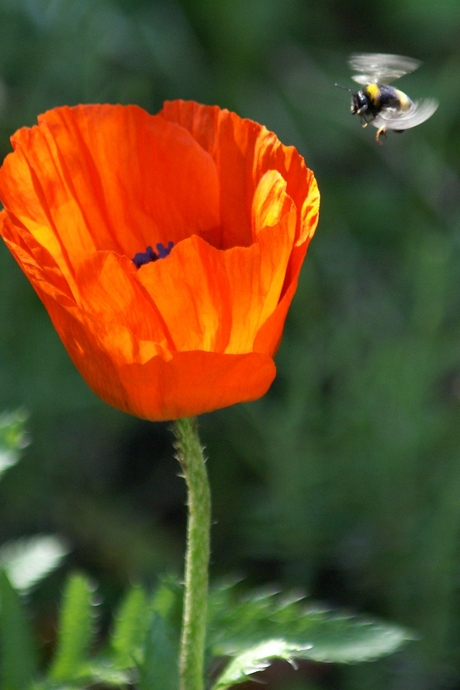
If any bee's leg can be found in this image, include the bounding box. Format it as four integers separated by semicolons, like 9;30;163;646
360;114;375;129
375;127;387;144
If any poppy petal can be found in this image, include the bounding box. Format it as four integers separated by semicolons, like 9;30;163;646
0;101;319;421
160;99;319;249
0;105;220;286
75;251;174;362
28;282;276;421
136;200;295;355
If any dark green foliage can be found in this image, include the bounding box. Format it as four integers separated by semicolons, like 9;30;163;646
0;570;37;690
136;579;182;690
137;612;179;690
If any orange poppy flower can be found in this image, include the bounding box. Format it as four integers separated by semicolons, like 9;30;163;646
0;101;319;421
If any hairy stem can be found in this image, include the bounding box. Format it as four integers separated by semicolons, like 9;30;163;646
173;417;211;690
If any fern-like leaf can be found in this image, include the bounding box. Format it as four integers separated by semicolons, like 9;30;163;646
48;573;96;682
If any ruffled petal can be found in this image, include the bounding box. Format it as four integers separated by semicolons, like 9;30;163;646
0;105;220;288
160;100;319;251
0;101;319;420
136;172;296;356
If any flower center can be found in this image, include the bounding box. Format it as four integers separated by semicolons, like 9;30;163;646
132;241;174;269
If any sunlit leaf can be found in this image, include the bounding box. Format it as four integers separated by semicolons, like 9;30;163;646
49;573;96;681
33;663;130;689
110;584;151;669
208;582;414;688
151;576;183;631
0;409;29;478
211;639;296;690
75;662;130;686
0;535;69;593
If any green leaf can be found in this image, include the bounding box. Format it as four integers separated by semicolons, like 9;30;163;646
137;612;179;690
49;573;96;682
208;583;415;689
110;584;151;669
150;576;183;632
272;608;413;663
32;664;130;690
135;578;182;690
211;639;294;690
0;569;37;690
75;662;130;687
0;409;29;478
0;535;69;593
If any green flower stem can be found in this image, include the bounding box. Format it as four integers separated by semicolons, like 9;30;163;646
173;417;211;690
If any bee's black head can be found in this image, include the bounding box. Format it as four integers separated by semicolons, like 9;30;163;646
335;83;370;116
351;90;369;115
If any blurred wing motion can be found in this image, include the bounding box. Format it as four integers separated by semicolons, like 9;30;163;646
349;53;421;85
371;98;439;131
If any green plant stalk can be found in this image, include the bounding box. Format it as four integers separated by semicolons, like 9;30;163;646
173;417;211;690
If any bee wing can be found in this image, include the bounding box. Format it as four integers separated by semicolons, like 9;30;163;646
370;98;439;130
349;53;421;84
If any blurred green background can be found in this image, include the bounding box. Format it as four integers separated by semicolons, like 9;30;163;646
0;0;459;688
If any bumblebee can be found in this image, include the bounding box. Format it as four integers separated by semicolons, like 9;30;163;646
336;53;438;143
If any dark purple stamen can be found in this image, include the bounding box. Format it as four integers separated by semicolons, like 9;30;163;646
132;241;174;269
156;241;174;258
